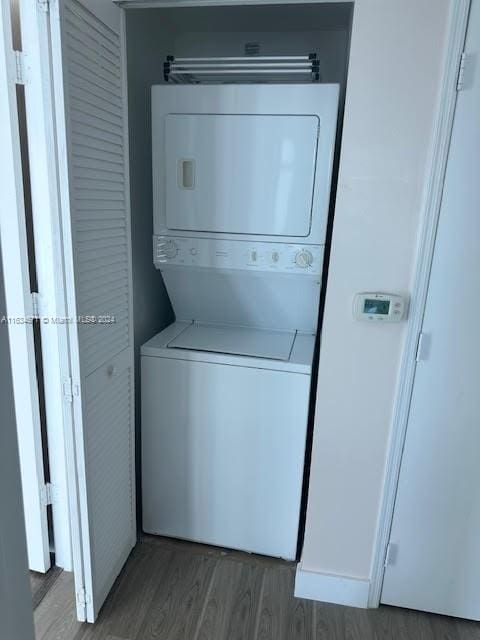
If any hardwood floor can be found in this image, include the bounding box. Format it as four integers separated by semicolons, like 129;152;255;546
30;566;62;610
32;536;480;640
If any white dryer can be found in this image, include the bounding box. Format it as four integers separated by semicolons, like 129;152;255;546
142;83;339;559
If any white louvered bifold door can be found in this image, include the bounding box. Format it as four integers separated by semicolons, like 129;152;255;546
48;0;135;623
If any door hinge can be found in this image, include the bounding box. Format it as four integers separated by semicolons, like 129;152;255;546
37;0;50;12
415;331;429;362
41;482;55;507
384;542;398;567
63;377;79;403
77;588;91;608
31;292;41;319
457;51;466;91
14;50;25;85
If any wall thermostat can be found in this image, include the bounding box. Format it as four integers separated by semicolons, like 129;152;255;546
353;293;406;322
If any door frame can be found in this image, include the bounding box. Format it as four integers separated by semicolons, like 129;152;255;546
1;0;75;574
0;0;51;574
18;0;74;572
368;0;472;607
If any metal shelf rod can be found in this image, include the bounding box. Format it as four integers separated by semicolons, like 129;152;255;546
164;54;319;83
173;55;313;63
169;69;313;75
171;63;313;69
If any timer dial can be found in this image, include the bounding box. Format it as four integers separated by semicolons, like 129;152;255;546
295;249;314;268
161;240;178;259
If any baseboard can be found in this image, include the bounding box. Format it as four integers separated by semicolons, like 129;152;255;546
294;564;371;608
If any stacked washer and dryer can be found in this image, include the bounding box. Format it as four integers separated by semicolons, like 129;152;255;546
141;83;339;560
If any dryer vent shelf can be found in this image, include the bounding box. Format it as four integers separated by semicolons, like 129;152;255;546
163;54;320;84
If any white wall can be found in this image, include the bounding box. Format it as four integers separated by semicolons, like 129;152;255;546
300;0;451;585
127;14;175;524
126;12;175;350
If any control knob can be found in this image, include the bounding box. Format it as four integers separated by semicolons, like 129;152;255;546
295;249;314;268
160;240;178;259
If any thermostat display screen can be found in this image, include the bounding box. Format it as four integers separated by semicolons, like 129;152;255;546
364;299;390;315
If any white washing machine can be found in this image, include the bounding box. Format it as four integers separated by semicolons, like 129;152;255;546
142;321;314;560
142;83;339;560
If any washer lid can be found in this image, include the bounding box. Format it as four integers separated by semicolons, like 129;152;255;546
167;322;296;361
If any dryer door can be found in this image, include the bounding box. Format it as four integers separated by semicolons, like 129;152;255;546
165;114;319;236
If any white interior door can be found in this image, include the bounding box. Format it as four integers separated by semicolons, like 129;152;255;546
48;0;136;623
381;0;480;619
0;0;51;575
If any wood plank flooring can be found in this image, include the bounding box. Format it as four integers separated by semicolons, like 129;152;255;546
32;536;480;640
30;566;62;609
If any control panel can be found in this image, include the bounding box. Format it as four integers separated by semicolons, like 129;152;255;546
154;236;323;275
353;293;407;322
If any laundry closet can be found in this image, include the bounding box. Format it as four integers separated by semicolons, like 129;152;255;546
2;0;353;624
127;3;350;561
